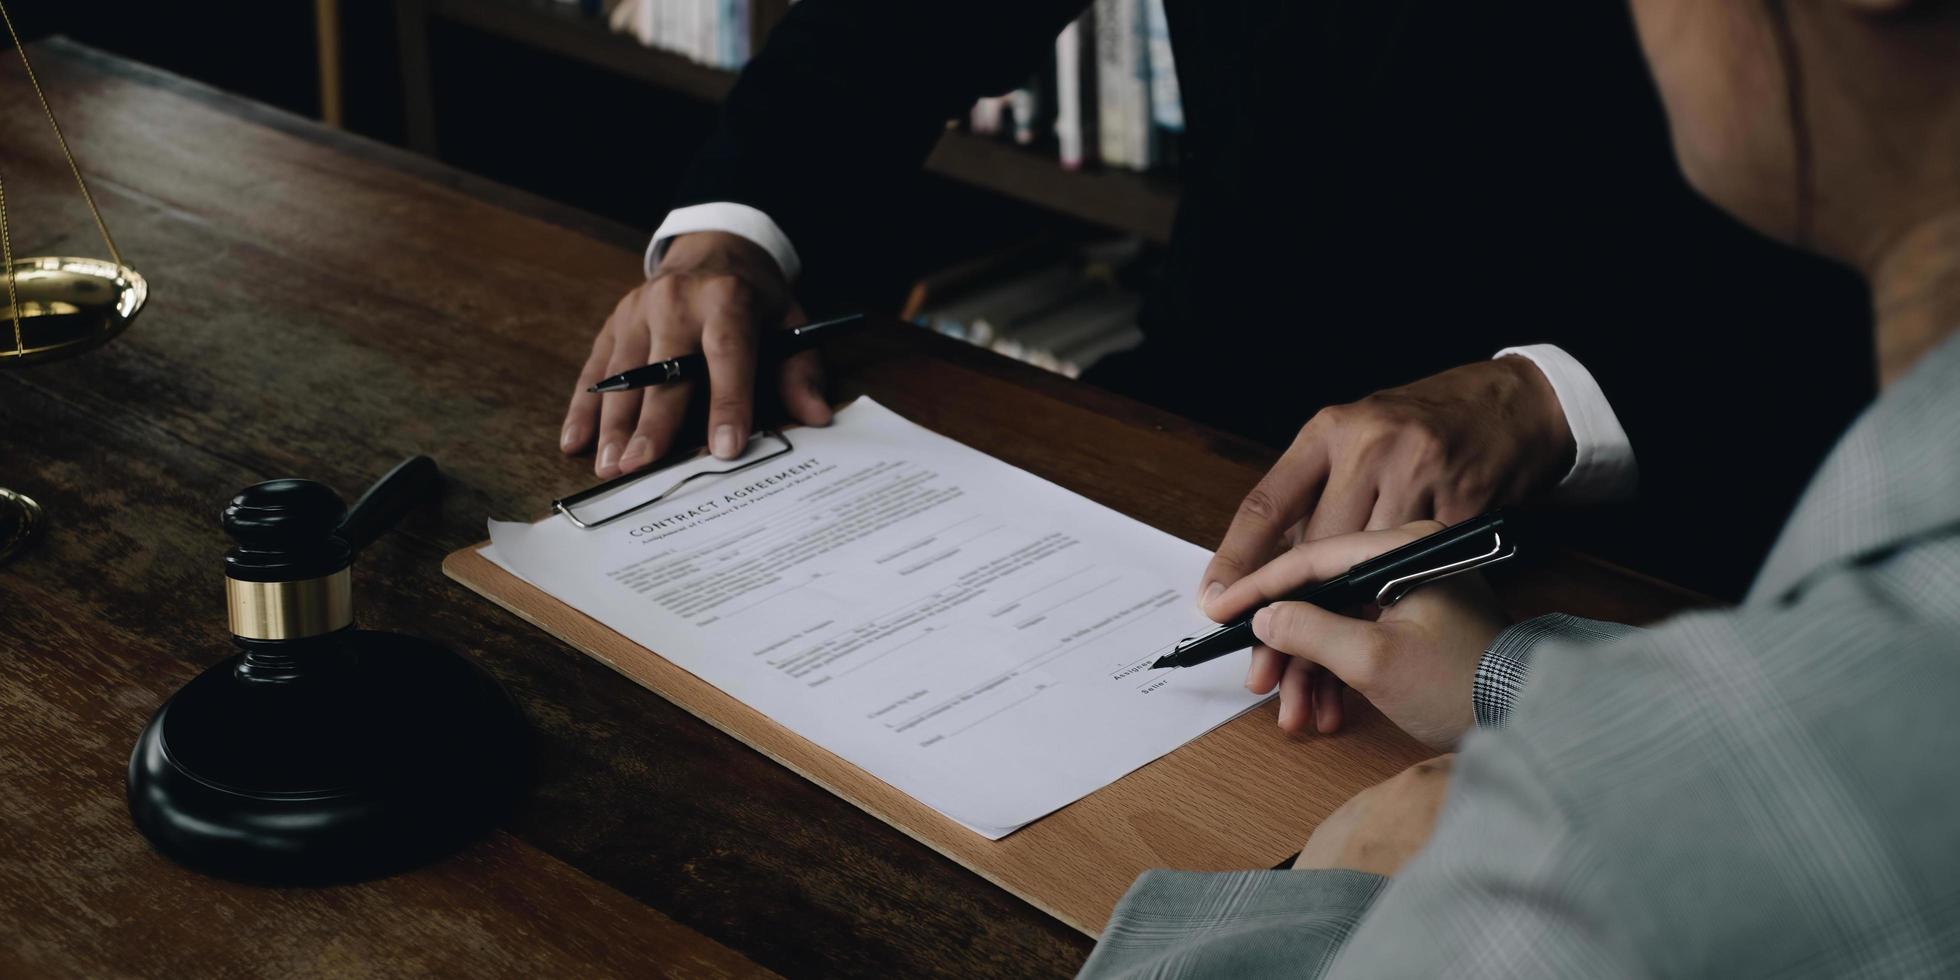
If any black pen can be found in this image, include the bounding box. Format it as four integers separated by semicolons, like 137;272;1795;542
1150;509;1520;670
587;313;867;394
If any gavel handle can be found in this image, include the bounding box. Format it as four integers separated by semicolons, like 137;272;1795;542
338;456;440;552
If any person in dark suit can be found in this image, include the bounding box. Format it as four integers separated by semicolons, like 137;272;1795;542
556;0;1872;605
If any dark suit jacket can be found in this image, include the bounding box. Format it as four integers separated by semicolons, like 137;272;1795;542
672;0;1874;597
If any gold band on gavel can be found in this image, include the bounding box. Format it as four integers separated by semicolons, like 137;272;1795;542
225;570;353;640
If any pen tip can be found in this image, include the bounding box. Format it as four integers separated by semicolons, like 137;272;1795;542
1149;656;1173;670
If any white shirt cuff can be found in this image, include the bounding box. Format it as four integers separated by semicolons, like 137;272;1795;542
645;202;802;283
1494;344;1638;502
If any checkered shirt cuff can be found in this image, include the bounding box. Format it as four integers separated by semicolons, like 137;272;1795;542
1475;613;1642;729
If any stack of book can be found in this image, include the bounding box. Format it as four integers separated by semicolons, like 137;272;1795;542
603;0;751;70
970;0;1184;173
906;239;1148;379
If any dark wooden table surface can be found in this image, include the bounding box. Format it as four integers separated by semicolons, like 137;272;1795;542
0;40;1704;979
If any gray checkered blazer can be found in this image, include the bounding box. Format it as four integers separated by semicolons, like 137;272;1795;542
1080;332;1960;979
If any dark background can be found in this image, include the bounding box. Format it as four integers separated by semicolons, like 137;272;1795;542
5;2;1878;599
8;0;1084;297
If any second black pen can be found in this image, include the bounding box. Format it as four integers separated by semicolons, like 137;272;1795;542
587;312;867;394
1150;510;1519;671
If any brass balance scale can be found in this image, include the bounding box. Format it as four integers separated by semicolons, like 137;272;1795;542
0;2;150;562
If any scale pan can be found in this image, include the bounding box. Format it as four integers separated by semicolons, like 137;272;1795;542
1;256;148;367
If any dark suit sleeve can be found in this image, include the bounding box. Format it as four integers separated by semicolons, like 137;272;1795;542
1535;193;1874;596
1470;1;1877;596
673;0;1087;312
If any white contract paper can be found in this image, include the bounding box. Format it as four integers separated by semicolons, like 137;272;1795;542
486;398;1267;837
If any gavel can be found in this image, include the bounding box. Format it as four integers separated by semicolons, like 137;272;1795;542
127;457;526;884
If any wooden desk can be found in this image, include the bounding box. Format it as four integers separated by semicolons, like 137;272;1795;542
0;41;1702;978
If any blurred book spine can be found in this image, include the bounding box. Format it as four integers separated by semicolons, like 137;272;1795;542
1144;0;1181;134
607;0;752;69
1099;0;1155;169
1054;15;1092;169
909;238;1148;380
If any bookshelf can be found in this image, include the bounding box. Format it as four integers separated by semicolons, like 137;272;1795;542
393;0;1181;243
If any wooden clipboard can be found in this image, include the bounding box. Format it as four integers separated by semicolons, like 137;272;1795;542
444;542;1430;936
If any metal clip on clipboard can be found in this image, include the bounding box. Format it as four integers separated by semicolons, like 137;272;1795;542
552;429;795;529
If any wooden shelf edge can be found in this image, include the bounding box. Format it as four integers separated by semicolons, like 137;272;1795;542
924;130;1177;243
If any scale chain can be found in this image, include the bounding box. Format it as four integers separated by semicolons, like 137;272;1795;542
0;172;17;357
0;0;131;358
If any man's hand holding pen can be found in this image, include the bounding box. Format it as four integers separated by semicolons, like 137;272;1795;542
560;231;833;479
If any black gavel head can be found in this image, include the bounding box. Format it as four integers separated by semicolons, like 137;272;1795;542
222;479;352;581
